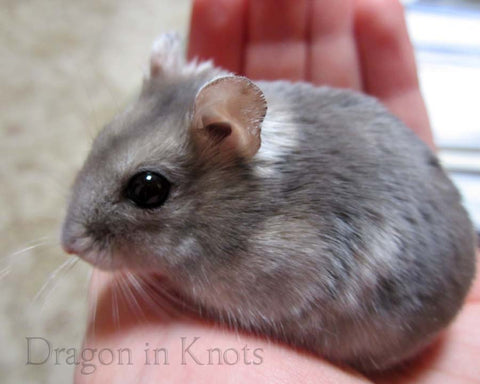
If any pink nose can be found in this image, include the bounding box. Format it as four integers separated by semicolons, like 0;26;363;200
61;224;85;256
62;242;78;255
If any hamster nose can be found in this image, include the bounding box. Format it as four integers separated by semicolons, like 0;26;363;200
61;221;88;256
62;241;78;255
61;230;80;255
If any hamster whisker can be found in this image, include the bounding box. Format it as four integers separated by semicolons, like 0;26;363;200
2;237;56;263
0;266;11;281
1;237;59;282
124;273;170;317
123;272;154;318
121;272;159;315
86;268;99;339
131;273;194;319
126;273;180;319
111;274;121;329
115;272;147;324
33;256;79;307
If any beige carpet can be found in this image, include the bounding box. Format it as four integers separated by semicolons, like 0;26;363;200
0;1;190;382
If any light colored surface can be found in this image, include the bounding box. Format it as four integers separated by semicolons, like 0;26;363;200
0;1;190;382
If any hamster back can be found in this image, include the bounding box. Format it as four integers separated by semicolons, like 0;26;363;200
62;34;476;372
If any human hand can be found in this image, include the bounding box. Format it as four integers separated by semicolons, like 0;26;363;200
75;1;478;382
188;0;434;148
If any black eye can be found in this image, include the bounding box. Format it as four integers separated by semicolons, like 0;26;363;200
124;171;170;209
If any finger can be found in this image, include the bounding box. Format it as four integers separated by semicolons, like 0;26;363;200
308;0;362;89
187;0;247;74
354;0;434;148
245;0;309;81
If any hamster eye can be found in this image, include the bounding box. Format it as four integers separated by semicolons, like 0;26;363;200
124;171;170;209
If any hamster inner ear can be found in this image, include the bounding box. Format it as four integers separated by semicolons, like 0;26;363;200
205;122;233;143
192;76;267;160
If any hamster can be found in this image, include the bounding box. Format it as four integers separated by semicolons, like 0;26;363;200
61;34;476;372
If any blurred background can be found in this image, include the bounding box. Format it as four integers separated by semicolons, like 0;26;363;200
405;0;480;234
1;0;478;382
1;1;191;383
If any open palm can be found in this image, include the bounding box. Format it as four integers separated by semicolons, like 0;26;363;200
76;1;479;382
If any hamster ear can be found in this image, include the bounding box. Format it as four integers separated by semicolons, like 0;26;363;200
191;76;267;160
149;32;184;78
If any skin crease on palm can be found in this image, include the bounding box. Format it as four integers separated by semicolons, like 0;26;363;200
75;0;480;383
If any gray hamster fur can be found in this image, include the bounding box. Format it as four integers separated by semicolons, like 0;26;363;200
62;34;476;372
